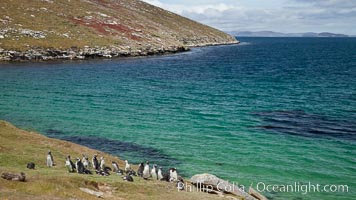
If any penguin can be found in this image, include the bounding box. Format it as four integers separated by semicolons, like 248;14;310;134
128;169;137;176
157;167;163;180
178;176;184;182
104;166;112;173
98;158;111;176
46;151;54;167
75;158;85;174
67;155;76;170
142;161;150;179
82;154;90;169
162;170;170;182
124;160;131;174
116;169;124;176
176;180;185;190
84;168;93;175
100;157;106;170
92;155;99;170
96;169;110;176
65;156;74;172
26;162;35;170
123;174;134;182
169;168;178;182
137;163;144;177
151;164;158;180
112;161;119;172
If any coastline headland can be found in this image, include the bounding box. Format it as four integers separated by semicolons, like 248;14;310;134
0;0;238;62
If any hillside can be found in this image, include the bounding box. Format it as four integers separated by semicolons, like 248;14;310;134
0;120;239;200
0;0;237;61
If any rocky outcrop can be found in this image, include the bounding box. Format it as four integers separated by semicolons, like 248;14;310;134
191;173;258;200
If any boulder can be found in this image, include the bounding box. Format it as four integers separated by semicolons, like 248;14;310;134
1;172;26;182
249;187;268;200
191;173;257;200
79;187;103;198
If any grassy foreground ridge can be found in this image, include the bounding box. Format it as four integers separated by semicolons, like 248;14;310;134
0;120;238;200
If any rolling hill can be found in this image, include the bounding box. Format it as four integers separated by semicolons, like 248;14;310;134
0;0;237;61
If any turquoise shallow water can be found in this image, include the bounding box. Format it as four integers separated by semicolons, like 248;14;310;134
0;38;355;199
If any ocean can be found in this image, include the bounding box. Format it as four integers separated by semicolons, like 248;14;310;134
0;37;355;200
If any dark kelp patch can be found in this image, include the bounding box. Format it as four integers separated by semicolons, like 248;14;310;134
49;134;180;167
252;110;356;141
45;129;66;135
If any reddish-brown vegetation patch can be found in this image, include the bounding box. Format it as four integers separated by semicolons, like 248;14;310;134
71;17;141;40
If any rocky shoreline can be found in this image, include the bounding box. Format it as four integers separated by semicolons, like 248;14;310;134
0;41;239;62
0;45;187;62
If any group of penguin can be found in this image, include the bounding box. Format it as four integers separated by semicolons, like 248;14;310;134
46;151;185;190
136;161;183;184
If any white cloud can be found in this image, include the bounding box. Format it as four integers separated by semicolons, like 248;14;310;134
141;0;356;34
142;0;236;14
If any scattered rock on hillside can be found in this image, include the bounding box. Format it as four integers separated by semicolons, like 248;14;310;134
1;172;26;182
79;187;104;198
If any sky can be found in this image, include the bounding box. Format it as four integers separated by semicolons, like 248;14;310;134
142;0;356;35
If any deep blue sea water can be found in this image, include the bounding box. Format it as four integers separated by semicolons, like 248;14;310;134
0;37;355;199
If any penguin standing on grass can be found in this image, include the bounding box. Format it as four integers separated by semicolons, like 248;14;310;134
65;156;74;172
100;157;106;170
75;158;85;174
157;167;163;180
67;155;76;170
113;161;124;175
162;169;170;182
169;168;178;182
92;155;99;170
124;160;131;174
151;165;158;180
137;163;144;177
82;154;90;169
112;161;119;172
142;161;150;179
46;151;54;167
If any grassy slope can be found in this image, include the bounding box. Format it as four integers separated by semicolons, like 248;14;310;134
0;0;236;51
0;120;232;200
